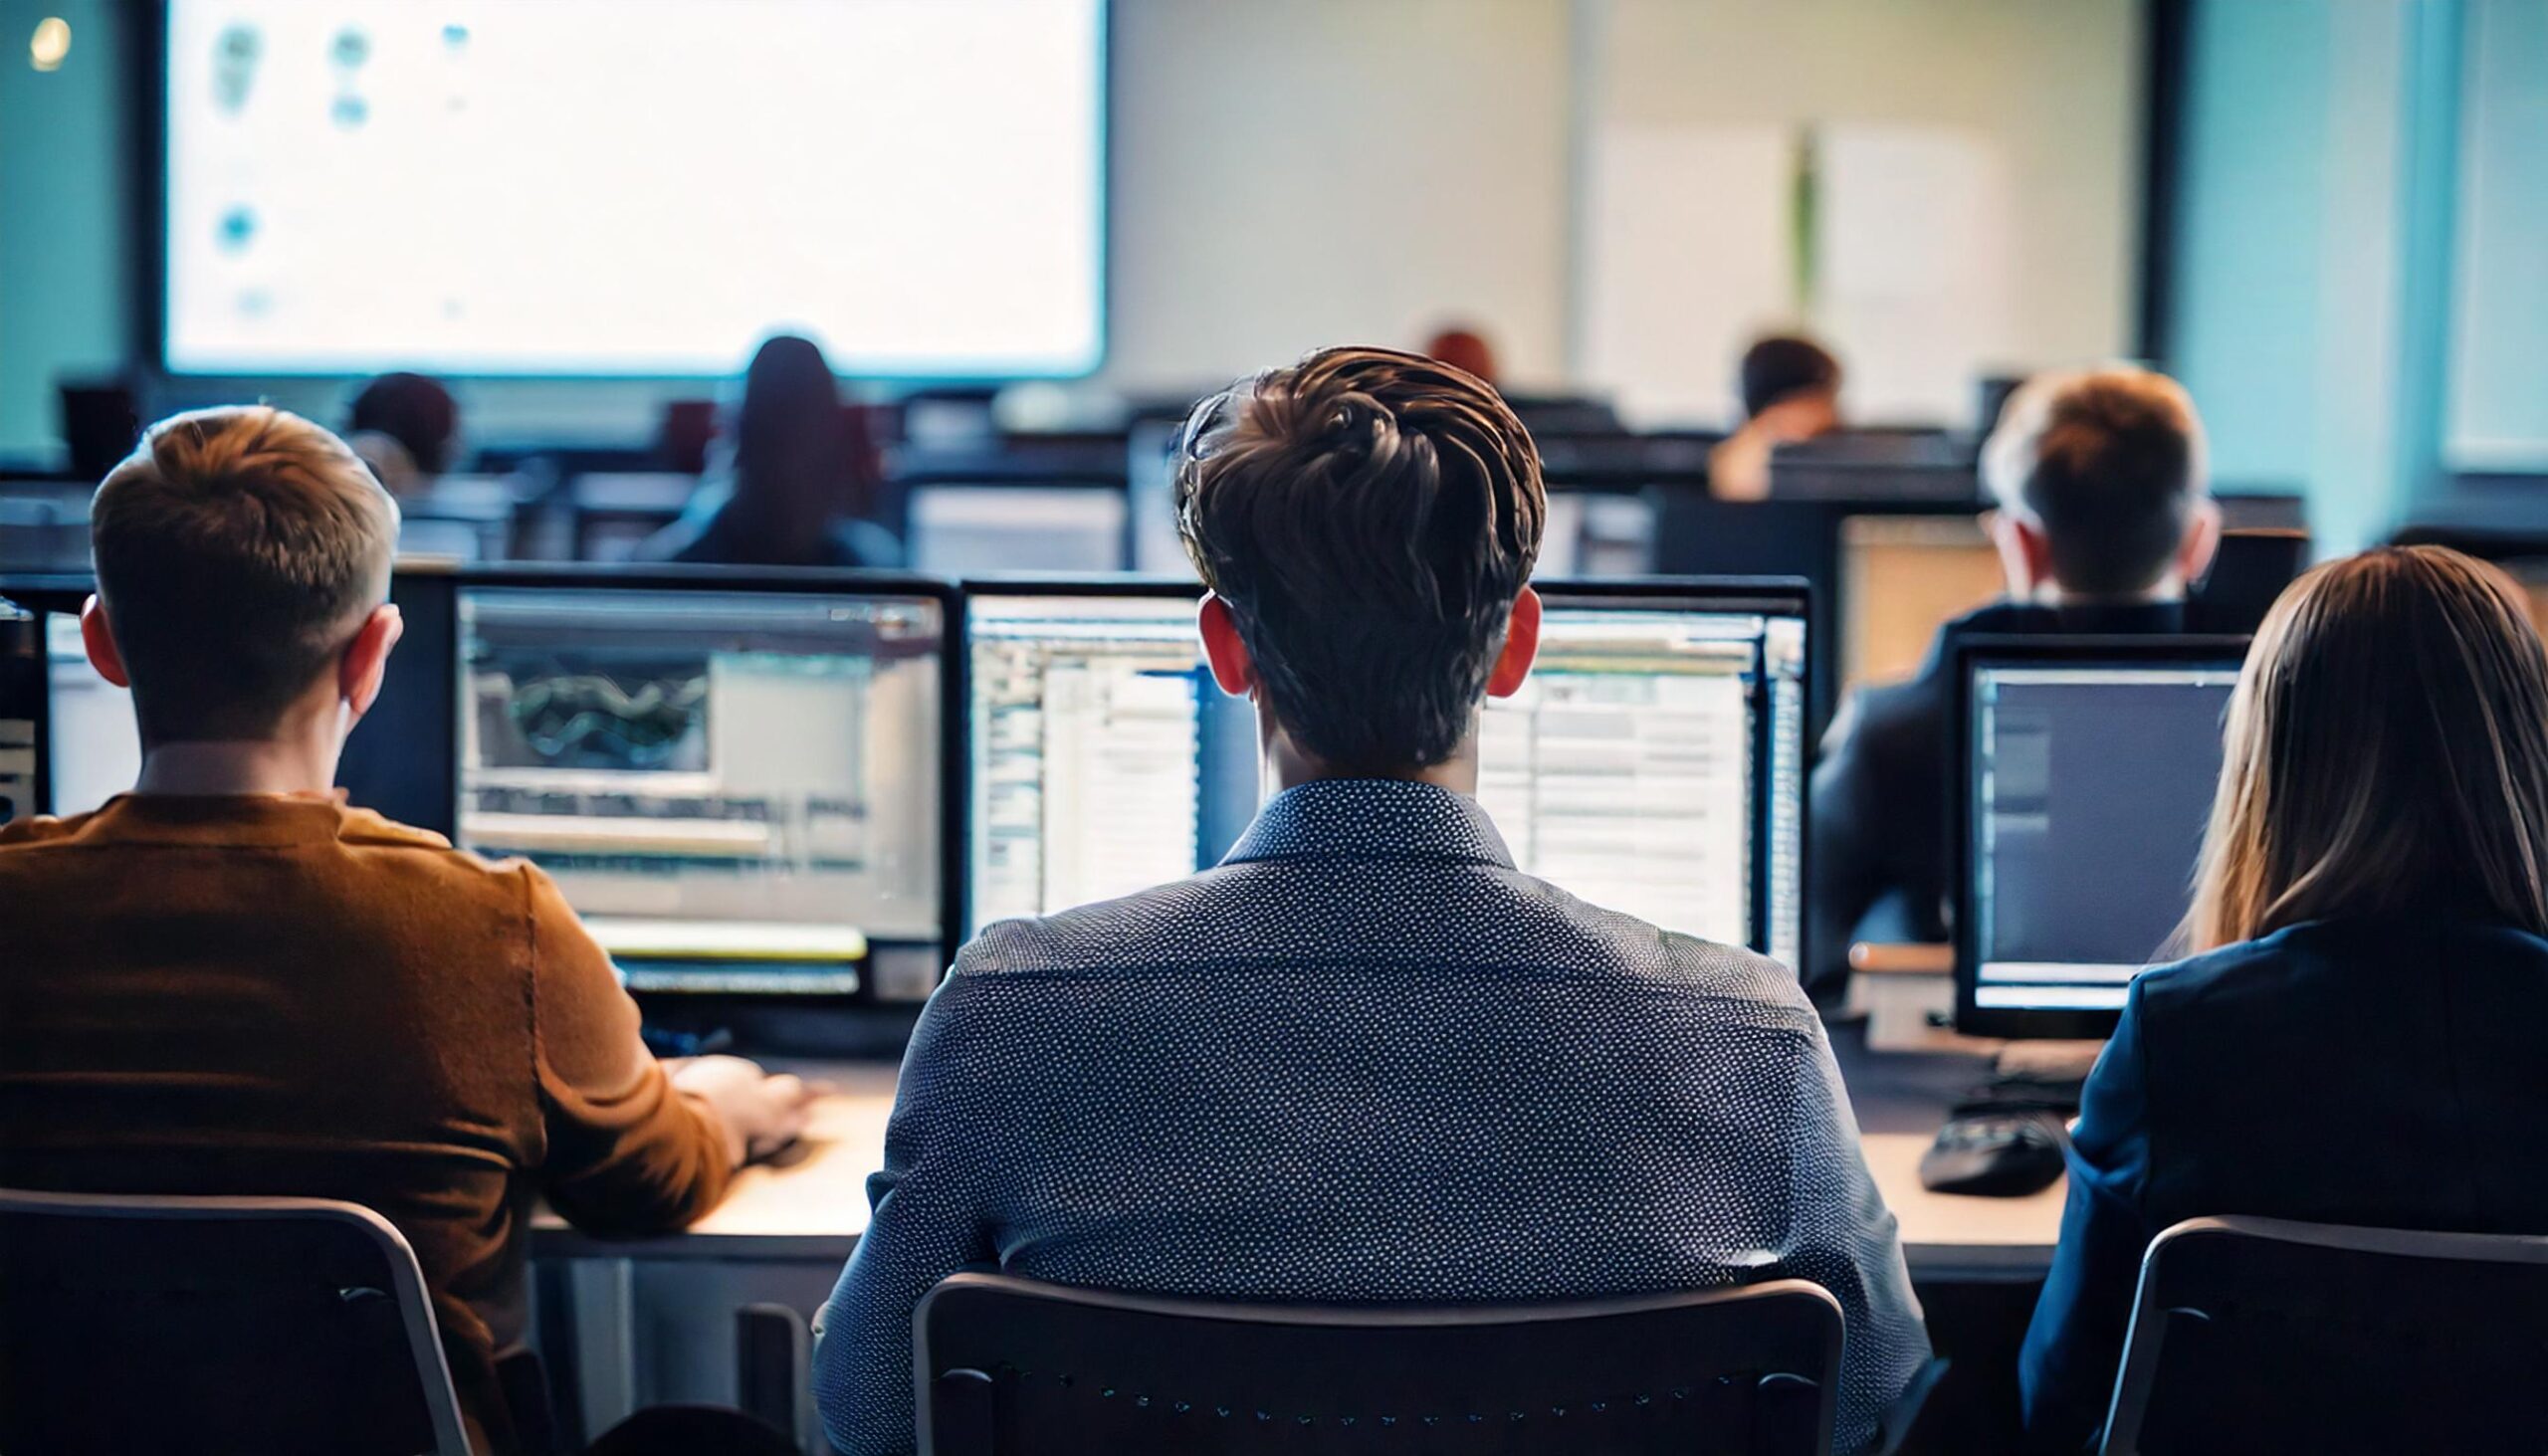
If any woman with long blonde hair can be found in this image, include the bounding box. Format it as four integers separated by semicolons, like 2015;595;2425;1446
2020;545;2548;1451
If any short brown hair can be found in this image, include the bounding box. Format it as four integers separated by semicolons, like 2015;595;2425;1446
2189;546;2548;949
1739;334;1841;418
1984;366;2207;597
1175;347;1545;774
92;406;400;741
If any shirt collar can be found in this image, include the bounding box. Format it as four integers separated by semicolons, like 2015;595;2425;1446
65;792;353;847
1220;778;1516;869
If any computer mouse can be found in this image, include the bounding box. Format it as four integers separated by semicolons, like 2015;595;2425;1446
1919;1110;2068;1197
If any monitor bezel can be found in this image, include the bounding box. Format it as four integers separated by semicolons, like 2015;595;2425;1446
1950;633;2252;1041
450;565;964;1006
952;573;1813;966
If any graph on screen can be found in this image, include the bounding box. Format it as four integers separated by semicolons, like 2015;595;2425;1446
163;0;1106;376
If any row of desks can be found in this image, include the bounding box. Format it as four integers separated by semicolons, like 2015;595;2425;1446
531;1042;2068;1272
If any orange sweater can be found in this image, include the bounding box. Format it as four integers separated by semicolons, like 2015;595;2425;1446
0;794;736;1454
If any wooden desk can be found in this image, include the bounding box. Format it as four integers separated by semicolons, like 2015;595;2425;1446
533;1064;2064;1275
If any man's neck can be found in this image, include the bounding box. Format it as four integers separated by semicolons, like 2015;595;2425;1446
2017;577;2186;609
133;737;341;798
1261;727;1479;797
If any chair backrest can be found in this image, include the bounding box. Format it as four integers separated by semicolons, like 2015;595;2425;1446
2190;527;2311;632
0;1187;472;1456
915;1274;1844;1456
2102;1215;2548;1455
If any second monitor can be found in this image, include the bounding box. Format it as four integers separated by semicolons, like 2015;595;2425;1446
963;578;1809;970
456;574;954;1002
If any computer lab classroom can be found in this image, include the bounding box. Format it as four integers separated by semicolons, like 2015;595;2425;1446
2;2;2545;1454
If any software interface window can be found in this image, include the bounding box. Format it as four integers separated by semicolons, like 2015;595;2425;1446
43;612;140;819
459;586;944;996
967;592;1807;966
1969;662;2239;1012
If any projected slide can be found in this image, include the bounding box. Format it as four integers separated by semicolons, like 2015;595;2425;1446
164;0;1106;375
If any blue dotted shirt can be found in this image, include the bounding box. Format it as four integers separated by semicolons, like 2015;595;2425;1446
813;779;1929;1454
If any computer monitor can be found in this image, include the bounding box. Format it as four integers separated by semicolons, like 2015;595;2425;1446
455;572;954;1003
3;570;459;830
1954;636;2250;1039
960;577;1810;969
1838;512;2004;695
910;484;1128;575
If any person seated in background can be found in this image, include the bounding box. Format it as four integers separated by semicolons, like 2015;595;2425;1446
638;333;902;568
0;407;819;1455
1806;366;2221;1005
2019;545;2548;1451
1708;332;1845;501
345;370;461;499
1421;322;1501;384
811;347;1930;1456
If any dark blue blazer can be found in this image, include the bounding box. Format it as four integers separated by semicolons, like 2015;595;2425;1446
2019;916;2548;1451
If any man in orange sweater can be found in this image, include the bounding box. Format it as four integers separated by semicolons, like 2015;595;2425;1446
0;405;817;1453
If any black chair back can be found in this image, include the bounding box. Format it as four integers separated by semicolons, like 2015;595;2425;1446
2102;1216;2548;1455
2191;528;2311;631
0;1188;471;1456
917;1273;1844;1455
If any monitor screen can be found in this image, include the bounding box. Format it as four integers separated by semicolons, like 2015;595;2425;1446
43;610;141;819
163;0;1105;376
457;583;947;998
909;486;1128;576
963;584;1808;967
1963;650;2241;1029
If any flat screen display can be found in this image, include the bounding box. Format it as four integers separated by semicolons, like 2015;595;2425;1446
164;0;1106;376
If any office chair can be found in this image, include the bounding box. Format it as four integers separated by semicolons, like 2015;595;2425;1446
916;1272;1845;1455
0;1187;472;1455
2101;1215;2548;1455
2191;528;2310;633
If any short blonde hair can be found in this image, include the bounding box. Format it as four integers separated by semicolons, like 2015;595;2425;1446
92;405;400;741
1983;366;2207;596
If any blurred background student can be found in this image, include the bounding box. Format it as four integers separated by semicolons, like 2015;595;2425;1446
1708;333;1844;502
2019;545;2548;1451
344;371;461;500
639;334;901;569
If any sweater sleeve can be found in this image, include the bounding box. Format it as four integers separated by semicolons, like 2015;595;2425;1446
521;863;736;1234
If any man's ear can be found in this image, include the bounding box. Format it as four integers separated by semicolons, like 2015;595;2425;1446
339;604;404;722
79;595;130;688
2178;498;2224;589
1989;512;2054;597
1197;594;1255;698
1486;586;1542;699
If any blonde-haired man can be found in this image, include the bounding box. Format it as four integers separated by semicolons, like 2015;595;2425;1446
0;406;816;1454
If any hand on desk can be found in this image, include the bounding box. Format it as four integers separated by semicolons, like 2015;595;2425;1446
666;1055;834;1166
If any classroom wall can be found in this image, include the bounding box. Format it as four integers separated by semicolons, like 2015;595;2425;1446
0;0;2145;458
2168;0;2474;552
1582;0;2142;422
0;0;130;460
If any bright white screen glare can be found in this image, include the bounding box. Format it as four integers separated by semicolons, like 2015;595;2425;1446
164;0;1106;376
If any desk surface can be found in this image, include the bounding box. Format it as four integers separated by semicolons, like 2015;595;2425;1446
534;1058;2066;1277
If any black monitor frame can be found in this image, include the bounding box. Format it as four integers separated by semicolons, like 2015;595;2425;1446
449;564;964;1009
954;573;1813;968
1950;633;2252;1040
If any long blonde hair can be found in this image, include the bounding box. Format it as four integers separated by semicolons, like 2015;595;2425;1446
2188;545;2548;950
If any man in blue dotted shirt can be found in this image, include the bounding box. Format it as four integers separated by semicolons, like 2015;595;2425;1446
813;346;1931;1455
